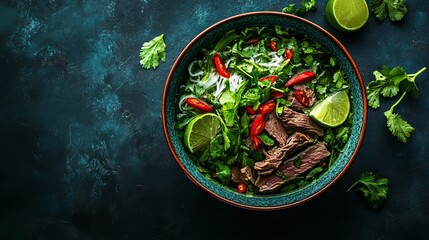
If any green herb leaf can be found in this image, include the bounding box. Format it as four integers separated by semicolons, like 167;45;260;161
369;0;407;22
215;161;231;185
258;132;275;146
400;67;426;98
282;0;317;15
347;172;390;211
209;136;225;159
366;66;423;109
139;34;167;69
240;88;261;108
384;93;415;143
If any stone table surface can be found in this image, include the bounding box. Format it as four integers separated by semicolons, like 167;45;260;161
1;0;428;239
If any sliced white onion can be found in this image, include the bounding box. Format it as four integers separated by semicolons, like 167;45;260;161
258;54;284;68
214;78;226;97
229;74;243;92
188;61;204;77
199;70;220;89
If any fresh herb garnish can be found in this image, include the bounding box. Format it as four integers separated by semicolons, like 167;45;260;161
369;0;408;22
347;172;390;211
366;66;426;142
282;0;317;15
139;34;167;69
384;92;415;143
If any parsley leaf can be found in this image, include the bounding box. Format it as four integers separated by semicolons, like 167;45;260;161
369;0;408;22
347;172;390;211
384;92;415;143
139;34;167;69
282;0;317;15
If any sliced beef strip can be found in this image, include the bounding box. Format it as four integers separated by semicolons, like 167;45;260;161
279;142;330;179
255;142;330;193
231;165;256;185
254;132;314;175
264;112;288;146
287;84;317;111
280;107;324;137
241;165;255;185
254;173;285;193
230;165;244;184
287;93;305;112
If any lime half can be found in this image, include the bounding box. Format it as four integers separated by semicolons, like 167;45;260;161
309;90;350;128
184;113;221;153
325;0;369;32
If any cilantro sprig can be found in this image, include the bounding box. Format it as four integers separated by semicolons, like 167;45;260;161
347;172;390;211
366;66;426;143
282;0;317;15
369;0;408;22
139;34;167;69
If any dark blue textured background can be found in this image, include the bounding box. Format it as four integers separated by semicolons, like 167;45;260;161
0;0;428;239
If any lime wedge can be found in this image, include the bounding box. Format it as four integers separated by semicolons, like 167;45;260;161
309;90;350;128
325;0;369;32
184;113;221;153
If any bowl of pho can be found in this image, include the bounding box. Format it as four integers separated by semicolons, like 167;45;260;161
162;11;367;210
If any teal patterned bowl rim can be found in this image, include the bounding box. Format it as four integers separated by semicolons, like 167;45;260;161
162;11;367;210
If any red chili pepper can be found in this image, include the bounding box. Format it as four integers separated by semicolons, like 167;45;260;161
252;136;264;151
321;162;327;168
246;106;256;115
213;53;230;78
185;98;213;111
293;90;310;107
285;49;294;60
258;75;278;83
269;40;278;52
250;114;266;139
237;183;247;193
244;38;259;45
257;101;275;115
270;91;284;99
284;71;316;87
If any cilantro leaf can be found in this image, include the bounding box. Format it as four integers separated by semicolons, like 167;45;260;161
366;66;417;109
400;67;426;98
384;92;414;143
214;161;231;185
369;0;408;22
366;67;425;142
281;3;296;14
139;34;166;69
366;81;383;109
282;0;316;15
347;172;390;211
258;132;275;146
385;111;414;143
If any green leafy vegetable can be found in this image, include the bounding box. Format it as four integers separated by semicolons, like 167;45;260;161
347;172;389;211
366;66;408;109
214;161;231;185
282;0;317;15
384;92;415;143
366;66;426;142
369;0;407;22
258;132;275;146
139;34;167;69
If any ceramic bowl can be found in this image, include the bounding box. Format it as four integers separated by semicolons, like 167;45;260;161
162;11;367;210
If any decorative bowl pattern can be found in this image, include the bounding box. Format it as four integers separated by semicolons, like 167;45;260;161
162;11;367;210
